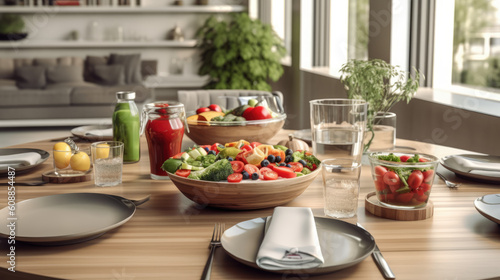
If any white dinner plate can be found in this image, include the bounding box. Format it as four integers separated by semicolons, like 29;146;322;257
71;125;113;141
474;194;500;224
0;148;49;175
221;217;375;274
441;154;500;183
0;193;137;245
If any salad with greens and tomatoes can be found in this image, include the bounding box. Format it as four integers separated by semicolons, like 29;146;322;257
369;152;439;207
161;140;321;183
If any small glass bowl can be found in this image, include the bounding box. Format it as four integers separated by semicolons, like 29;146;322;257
368;151;439;209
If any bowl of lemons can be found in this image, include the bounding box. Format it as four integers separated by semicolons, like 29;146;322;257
52;140;92;177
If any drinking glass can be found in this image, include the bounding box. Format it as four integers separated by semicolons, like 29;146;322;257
91;141;124;187
321;158;361;218
309;99;367;163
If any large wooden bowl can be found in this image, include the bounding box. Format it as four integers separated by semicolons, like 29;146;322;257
168;167;320;210
185;114;286;145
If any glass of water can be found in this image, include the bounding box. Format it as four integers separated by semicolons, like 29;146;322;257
91;141;124;187
309;99;367;163
321;158;361;218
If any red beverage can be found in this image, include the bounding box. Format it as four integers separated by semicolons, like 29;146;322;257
143;102;185;180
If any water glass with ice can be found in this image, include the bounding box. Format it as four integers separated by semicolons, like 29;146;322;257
91;141;124;187
321;158;361;219
309;99;367;163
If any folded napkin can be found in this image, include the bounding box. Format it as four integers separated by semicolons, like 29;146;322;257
85;128;113;137
0;152;42;169
256;207;324;270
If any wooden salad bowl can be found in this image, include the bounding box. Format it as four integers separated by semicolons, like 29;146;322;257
185;114;286;145
168;167;320;210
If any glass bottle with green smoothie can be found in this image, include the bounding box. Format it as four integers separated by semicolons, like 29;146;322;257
112;91;140;163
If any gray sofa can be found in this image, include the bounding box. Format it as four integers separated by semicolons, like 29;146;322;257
0;54;154;122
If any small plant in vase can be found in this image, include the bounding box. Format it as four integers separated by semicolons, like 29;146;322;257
0;14;26;41
196;13;287;91
339;59;421;151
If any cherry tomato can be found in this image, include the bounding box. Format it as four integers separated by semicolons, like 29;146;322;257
240;144;252;152
419;183;431;193
230;160;245;173
258;167;273;180
245;106;272;121
242;107;255;119
235;152;248;164
374;166;388;176
383;171;400;186
396;192;414;203
208;104;222;112
389;184;400;194
243;164;260;177
408;170;424;190
423;170;434;182
375;178;388;191
419;158;428;162
272;166;297;178
196;107;211;114
175;169;191;177
227;173;243;183
400;155;411;162
415;193;428;202
172;152;184;159
263;170;278;180
288;162;303;172
378;193;395;202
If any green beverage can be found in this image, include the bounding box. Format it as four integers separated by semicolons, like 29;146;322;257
112;91;140;163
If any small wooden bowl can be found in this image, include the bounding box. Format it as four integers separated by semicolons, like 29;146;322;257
168;167;320;210
185;114;286;145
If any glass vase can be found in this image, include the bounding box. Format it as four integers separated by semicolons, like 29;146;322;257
364;112;396;152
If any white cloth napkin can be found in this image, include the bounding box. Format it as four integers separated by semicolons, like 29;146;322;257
256;207;324;270
85;128;113;137
0;152;42;169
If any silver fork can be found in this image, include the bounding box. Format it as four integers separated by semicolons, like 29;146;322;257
436;172;461;189
201;223;224;280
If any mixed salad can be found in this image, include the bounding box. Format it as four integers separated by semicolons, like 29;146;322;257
161;140;320;183
372;153;436;207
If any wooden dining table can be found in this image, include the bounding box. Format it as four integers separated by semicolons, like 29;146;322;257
0;129;499;280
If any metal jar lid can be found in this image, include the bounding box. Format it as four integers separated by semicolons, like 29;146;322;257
116;91;136;100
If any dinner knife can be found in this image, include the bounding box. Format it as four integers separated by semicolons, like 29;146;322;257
356;223;395;279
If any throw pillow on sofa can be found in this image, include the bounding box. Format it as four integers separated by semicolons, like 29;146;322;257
108;53;142;84
93;64;125;86
84;55;108;83
46;65;84;84
15;66;46;89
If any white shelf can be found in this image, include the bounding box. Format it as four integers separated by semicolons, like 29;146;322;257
0;5;246;13
0;40;197;49
144;75;209;88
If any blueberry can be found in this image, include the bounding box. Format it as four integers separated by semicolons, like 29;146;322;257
204;147;209;153
208;150;216;155
251;172;259;180
298;159;307;166
285;155;293;163
242;171;250;179
218;144;225;149
286;164;292;168
261;159;270;167
267;155;276;163
279;162;286;166
285;149;293;156
275;156;282;163
227;157;233;161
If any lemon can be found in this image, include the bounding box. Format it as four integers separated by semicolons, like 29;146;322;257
70;151;91;172
95;143;110;159
53;142;72;169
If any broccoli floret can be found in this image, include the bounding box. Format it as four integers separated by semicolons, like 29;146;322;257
405;154;420;163
378;153;401;162
292;151;321;169
187;159;234;181
200;154;217;167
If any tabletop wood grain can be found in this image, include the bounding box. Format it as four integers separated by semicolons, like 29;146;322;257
0;130;499;280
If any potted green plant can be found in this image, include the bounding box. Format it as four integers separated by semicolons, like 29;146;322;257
339;59;421;151
196;13;287;91
0;14;27;41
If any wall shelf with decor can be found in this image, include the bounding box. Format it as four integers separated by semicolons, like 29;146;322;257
0;39;197;49
0;5;246;13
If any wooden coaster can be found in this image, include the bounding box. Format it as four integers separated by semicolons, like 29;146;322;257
365;192;433;221
42;170;92;184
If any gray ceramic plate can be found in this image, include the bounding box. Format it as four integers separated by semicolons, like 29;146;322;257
221;217;375;274
0;148;49;175
474;194;500;224
0;193;137;245
71;125;113;141
441;154;500;183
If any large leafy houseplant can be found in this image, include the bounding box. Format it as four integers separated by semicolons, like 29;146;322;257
196;13;287;91
339;59;421;150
